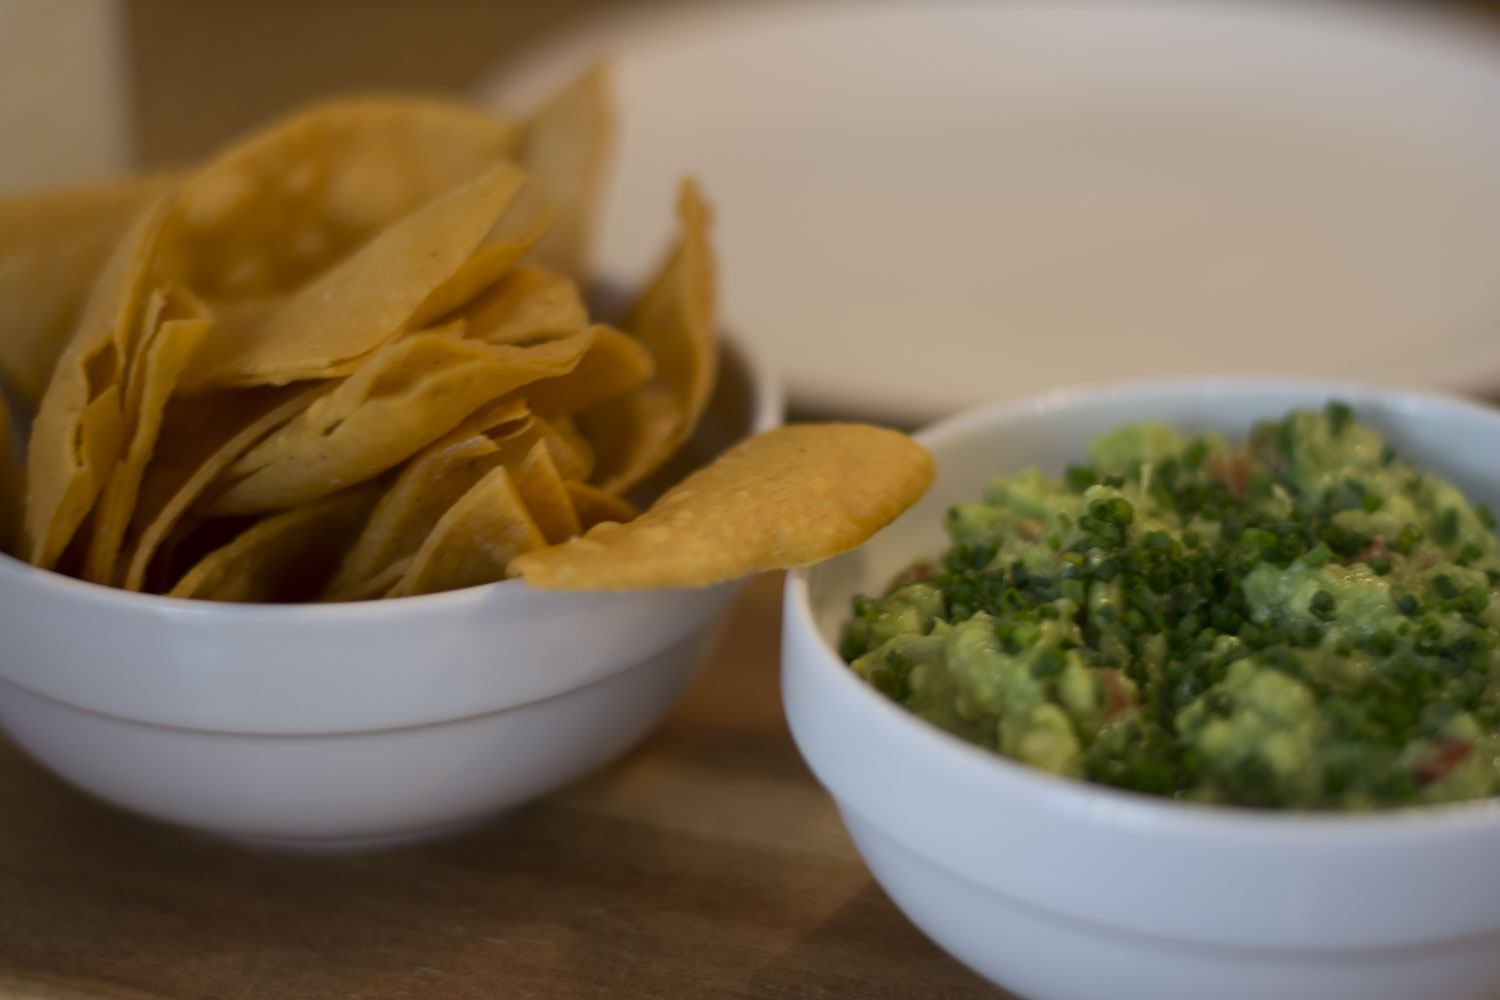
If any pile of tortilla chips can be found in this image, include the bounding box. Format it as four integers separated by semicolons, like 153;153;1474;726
0;69;933;601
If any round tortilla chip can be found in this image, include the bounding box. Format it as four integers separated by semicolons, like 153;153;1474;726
509;424;934;590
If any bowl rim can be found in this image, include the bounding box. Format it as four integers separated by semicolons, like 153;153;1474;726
0;330;784;620
787;374;1500;838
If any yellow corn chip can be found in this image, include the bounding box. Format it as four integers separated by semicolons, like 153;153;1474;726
564;481;638;531
207;328;599;515
545;415;595;480
511;64;614;280
323;557;412;602
179;164;527;390
84;310;211;585
168;486;378;602
322;398;528;600
119;384;321;592
512;441;581;545
405;210;554;330
510;424;934;590
0;173;178;408
25;194;172;569
520;325;654;416
388;466;546;598
579;180;717;494
462;264;588;345
166;98;520;298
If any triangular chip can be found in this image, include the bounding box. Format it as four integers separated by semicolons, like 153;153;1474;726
511;440;581;545
0;173;179;408
179;164;527;390
545;415;595;480
520;325;654;416
206;328;599;515
24;194;172;569
511;64;614;280
509;424;933;590
578;180;717;494
462;264;588;345
387;466;546;598
119;384;321;591
164;98;520;298
321;398;529;600
84;305;211;585
168;486;379;602
322;557;412;603
405;210;554;330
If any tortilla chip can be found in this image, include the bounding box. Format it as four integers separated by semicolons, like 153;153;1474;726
321;398;529;600
207;328;599;515
405;211;554;330
521;325;653;416
119;384;321;591
387;465;546;598
167;486;378;602
512;441;581;545
462;264;588;345
512;64;614;280
24;194;172;569
564;480;638;531
0;173;178;407
165;98;520;298
546;415;595;479
510;424;934;590
579;180;717;494
84;309;211;585
179;164;527;390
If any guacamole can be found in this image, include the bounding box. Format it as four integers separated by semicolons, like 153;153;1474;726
842;403;1500;809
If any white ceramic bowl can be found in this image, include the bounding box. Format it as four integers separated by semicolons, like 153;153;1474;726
783;379;1500;1000
0;337;780;850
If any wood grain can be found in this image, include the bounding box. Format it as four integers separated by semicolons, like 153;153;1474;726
0;574;1003;999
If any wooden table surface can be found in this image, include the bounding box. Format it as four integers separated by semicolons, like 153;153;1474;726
0;574;1003;1000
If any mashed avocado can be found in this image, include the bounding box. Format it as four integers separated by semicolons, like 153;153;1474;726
842;403;1500;809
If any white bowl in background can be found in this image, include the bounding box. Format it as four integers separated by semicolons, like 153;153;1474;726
481;1;1500;424
0;335;781;850
783;379;1500;1000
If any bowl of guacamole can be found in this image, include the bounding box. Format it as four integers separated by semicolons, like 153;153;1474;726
781;379;1500;1000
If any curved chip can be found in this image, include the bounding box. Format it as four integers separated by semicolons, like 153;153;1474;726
178;164;527;391
511;440;581;545
510;63;614;281
462;264;588;345
118;384;322;592
521;325;654;416
24;193;172;569
0;173;178;408
387;465;546;598
84;299;212;585
578;179;717;494
162;97;520;299
509;424;934;590
564;480;638;531
206;328;599;515
321;398;529;600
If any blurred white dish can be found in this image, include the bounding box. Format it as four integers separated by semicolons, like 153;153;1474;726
481;1;1500;425
783;378;1500;1000
0;336;781;850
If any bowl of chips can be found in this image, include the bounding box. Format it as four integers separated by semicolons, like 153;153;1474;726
0;71;935;846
